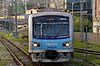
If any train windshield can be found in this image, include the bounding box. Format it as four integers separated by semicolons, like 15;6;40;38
32;15;69;38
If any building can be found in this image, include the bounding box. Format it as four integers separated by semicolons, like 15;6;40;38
67;0;92;11
67;0;80;11
51;0;64;9
67;0;93;21
27;0;64;9
93;0;100;33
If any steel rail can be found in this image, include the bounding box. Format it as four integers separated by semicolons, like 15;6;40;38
75;48;100;55
0;40;24;66
0;36;33;66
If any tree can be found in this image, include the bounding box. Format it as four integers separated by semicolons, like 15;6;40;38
74;15;92;32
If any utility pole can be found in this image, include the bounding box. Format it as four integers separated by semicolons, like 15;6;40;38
8;3;12;33
72;2;74;16
3;0;7;31
8;4;10;32
85;26;88;65
24;0;27;24
80;0;84;42
25;0;27;13
15;0;18;38
3;0;4;30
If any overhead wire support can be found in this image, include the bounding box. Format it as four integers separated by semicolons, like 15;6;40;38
15;0;18;38
3;0;7;32
80;0;84;42
85;26;88;65
25;0;27;13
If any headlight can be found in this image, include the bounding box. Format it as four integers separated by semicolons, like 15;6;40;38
33;43;38;47
63;42;70;47
32;42;40;48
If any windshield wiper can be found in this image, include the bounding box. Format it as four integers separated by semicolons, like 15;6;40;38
56;35;70;38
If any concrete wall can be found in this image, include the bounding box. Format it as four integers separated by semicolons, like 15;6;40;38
74;32;100;44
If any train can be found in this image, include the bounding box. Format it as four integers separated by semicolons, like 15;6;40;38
28;11;74;63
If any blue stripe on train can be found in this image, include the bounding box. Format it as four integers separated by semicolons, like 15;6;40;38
32;38;72;50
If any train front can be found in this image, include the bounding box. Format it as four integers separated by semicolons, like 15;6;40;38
29;12;74;62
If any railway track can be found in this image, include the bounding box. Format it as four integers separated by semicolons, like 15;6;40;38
0;35;97;66
0;36;33;66
33;62;70;66
75;48;100;55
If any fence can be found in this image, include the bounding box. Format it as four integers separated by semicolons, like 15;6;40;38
74;32;100;44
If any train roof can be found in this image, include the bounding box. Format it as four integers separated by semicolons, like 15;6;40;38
38;8;60;12
29;11;72;18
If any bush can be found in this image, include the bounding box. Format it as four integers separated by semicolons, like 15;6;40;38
74;15;92;32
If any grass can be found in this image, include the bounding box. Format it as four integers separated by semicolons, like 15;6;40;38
74;40;100;65
23;45;28;52
73;52;100;65
74;40;85;48
92;59;100;65
0;32;29;66
0;40;12;66
73;52;95;61
0;32;28;52
0;46;6;51
0;59;10;66
0;32;100;65
71;60;94;66
5;33;28;42
74;40;100;50
0;31;28;42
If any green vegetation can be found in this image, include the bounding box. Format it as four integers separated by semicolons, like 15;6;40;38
74;40;100;50
73;51;100;65
72;52;96;66
9;0;25;15
70;60;94;66
73;52;95;61
0;59;10;66
1;32;28;42
0;32;28;52
74;40;100;65
74;15;92;32
92;59;100;65
0;46;6;51
11;5;25;15
23;45;28;52
0;40;12;66
1;31;100;65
